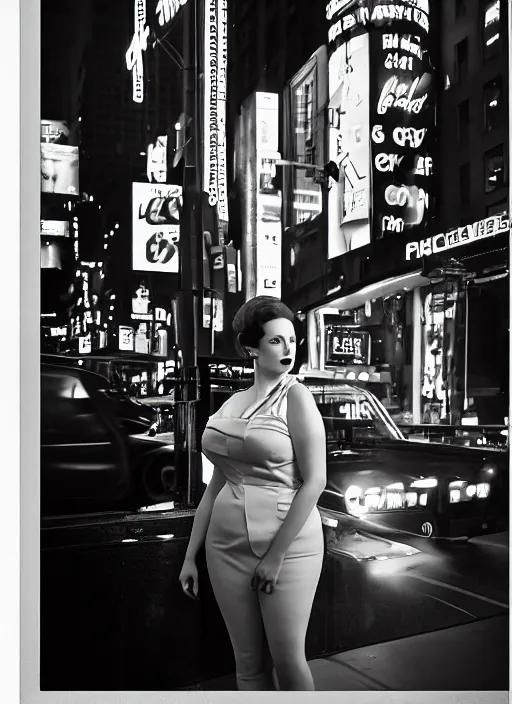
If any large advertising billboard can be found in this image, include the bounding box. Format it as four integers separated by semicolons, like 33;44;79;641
132;182;182;273
327;33;371;259
41;144;79;195
255;92;282;298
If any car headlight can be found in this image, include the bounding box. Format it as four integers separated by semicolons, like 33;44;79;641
449;480;491;503
344;481;432;515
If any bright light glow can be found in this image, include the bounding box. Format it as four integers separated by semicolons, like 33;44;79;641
489;99;498;107
419;493;428;506
175;122;182;131
477;482;490;498
115;223;120;229
346;371;356;380
387;482;404;491
345;485;364;513
410;478;438;488
450;489;461;503
486;33;500;46
406;492;418;508
358;372;370;381
484;1;500;27
466;484;477;497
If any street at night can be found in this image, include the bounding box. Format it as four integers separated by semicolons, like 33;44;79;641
33;0;510;696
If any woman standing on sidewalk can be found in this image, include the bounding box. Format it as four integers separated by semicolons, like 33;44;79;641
179;296;326;691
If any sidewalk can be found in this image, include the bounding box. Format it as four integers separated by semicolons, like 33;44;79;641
185;614;509;691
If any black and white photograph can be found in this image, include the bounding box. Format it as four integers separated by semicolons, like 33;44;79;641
11;0;512;702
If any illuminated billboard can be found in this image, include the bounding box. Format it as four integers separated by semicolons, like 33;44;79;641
41;144;79;195
132;182;182;273
369;1;435;241
255;92;282;298
41;220;70;238
146;135;168;183
327;32;371;258
203;0;229;237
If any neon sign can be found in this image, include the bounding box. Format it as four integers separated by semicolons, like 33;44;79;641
126;0;150;104
405;213;509;260
203;0;229;235
377;76;428;115
327;3;429;44
155;0;188;28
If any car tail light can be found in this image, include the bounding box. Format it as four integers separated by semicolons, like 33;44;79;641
449;480;491;503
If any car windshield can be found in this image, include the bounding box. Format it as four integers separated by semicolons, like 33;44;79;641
301;380;404;444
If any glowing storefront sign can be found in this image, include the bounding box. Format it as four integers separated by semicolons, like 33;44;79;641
126;0;150;104
405;213;509;260
203;0;229;236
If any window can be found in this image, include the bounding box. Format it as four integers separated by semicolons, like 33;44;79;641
483;76;503;131
457;100;469;144
482;1;501;61
484;144;505;192
459;163;470;205
487;199;507;217
454;38;469;82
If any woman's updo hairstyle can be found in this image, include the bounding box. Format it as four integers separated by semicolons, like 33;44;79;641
233;296;295;358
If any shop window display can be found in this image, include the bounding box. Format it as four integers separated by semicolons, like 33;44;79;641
324;291;415;424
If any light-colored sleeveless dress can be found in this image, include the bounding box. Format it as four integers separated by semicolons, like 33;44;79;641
202;374;324;690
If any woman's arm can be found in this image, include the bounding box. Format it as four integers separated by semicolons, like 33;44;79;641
183;466;226;562
266;382;327;561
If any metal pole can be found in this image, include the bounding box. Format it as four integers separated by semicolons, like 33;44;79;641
173;0;202;506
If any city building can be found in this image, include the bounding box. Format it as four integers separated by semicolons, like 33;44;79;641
227;0;509;434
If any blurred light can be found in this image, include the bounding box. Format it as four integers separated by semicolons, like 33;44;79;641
450;489;461;503
358;372;370;382
104;244;108;249
140;151;146;156
78;116;82;122
476;482;490;498
411;478;438;488
406;492;418;507
175;122;182;131
489;99;498;107
387;482;404;491
89;195;94;202
108;315;113;320
110;306;114;311
466;484;477;497
115;223;120;229
110;230;114;236
346;371;356;380
419;493;428;506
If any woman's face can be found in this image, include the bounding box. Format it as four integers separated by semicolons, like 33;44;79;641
249;317;296;375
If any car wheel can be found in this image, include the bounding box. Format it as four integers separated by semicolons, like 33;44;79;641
140;455;176;505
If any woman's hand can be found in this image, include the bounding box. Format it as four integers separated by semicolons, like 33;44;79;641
179;558;199;600
251;551;284;595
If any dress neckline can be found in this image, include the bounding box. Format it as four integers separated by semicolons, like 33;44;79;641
220;375;295;421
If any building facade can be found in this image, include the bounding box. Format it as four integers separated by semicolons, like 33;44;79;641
228;0;509;432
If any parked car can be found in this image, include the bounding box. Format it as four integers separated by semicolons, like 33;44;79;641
300;376;508;543
41;362;176;515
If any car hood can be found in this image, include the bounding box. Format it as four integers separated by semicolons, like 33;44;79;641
326;438;507;488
